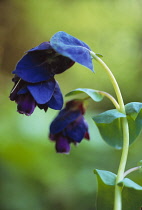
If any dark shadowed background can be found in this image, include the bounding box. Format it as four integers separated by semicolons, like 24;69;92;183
0;0;142;209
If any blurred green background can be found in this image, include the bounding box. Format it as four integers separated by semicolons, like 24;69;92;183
0;0;142;209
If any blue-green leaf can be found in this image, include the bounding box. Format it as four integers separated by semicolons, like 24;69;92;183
93;109;126;124
65;88;104;102
118;178;142;190
50;31;94;72
94;170;115;210
94;169;116;186
127;110;142;145
94;169;142;210
125;102;142;120
92;109;126;149
93;105;142;149
125;102;142;146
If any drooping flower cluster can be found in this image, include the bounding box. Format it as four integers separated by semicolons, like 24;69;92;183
49;100;90;154
9;31;94;115
9;31;93;153
9;42;74;115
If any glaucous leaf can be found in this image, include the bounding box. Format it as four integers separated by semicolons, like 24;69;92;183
118;178;142;190
94;169;116;186
50;31;94;72
93;104;142;149
92;109;126;149
94;169;142;210
127;111;142;145
125;102;142;146
66;88;104;102
93;109;126;124
94;169;115;210
125;102;142;120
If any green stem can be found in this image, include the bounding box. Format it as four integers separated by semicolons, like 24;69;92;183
82;90;120;109
98;91;120;110
114;117;129;210
123;166;141;178
90;51;129;210
90;52;125;112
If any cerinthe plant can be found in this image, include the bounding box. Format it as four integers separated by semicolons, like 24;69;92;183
10;31;142;210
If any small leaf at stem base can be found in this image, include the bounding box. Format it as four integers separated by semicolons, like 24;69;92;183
94;169;142;210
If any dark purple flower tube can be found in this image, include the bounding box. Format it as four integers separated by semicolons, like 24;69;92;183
16;93;36;116
49;100;90;154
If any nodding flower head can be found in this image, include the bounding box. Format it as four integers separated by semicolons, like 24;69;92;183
10;31;94;115
9;39;75;115
12;42;75;83
49;100;90;154
9;76;63;115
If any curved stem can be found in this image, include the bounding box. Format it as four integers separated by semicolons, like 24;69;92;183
82;90;120;109
123;166;141;178
90;51;125;112
98;91;120;110
91;52;129;210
